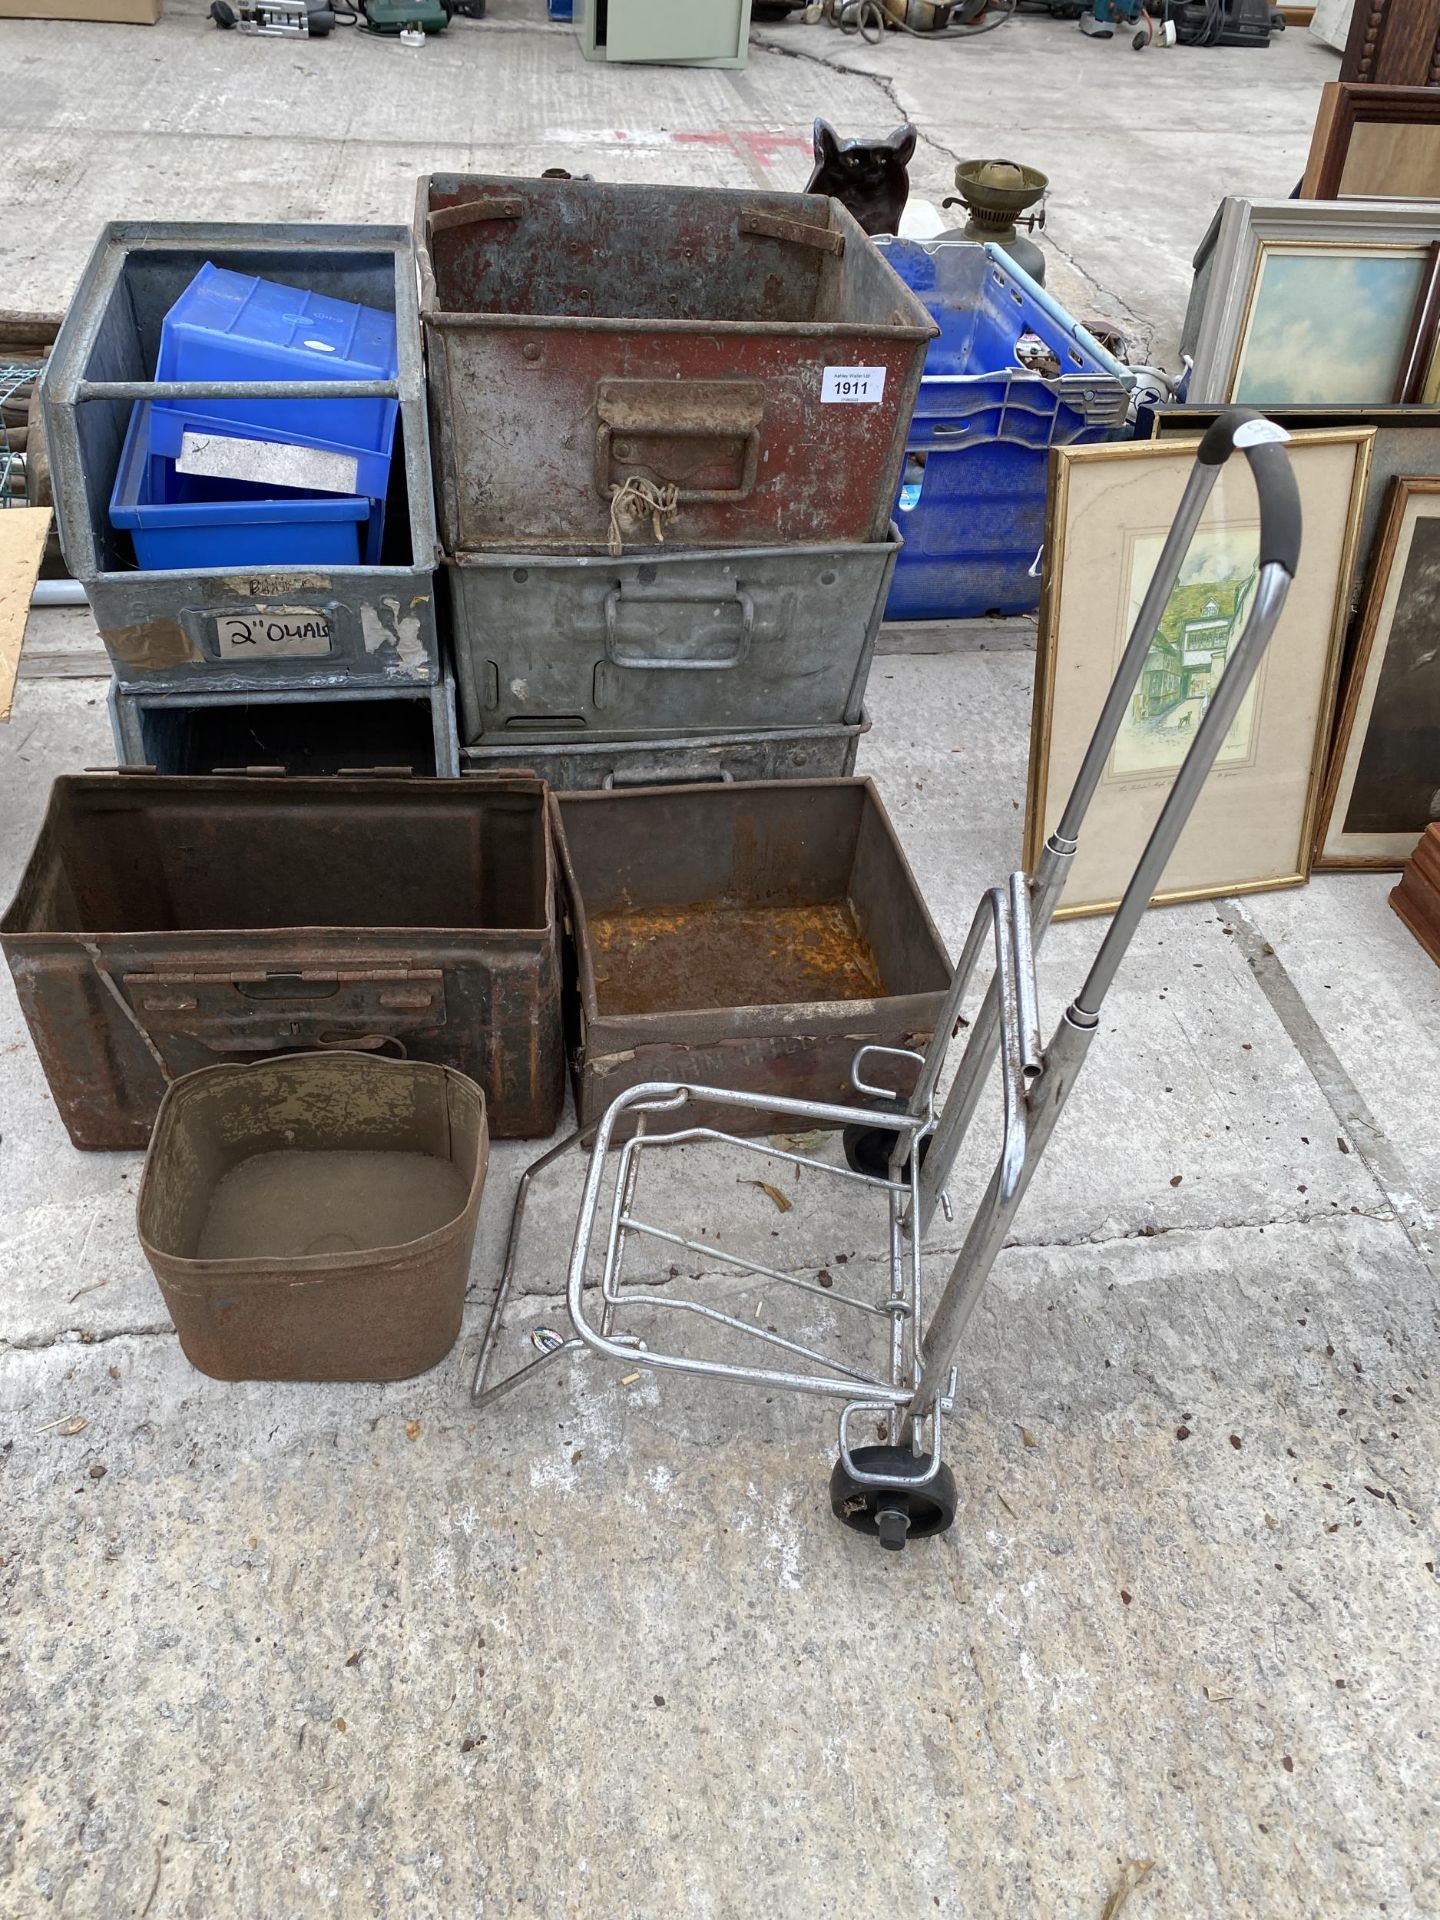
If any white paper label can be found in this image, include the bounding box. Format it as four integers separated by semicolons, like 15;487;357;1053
215;610;334;659
821;365;887;405
1232;417;1290;448
179;430;359;498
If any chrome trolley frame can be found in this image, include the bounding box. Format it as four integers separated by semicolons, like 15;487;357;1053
472;415;1302;1552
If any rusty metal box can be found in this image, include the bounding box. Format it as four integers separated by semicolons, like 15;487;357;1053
2;775;563;1149
138;1054;488;1383
415;175;936;554
552;780;953;1131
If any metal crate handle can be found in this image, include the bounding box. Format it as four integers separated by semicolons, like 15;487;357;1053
738;210;846;259
603;585;754;671
425;198;525;239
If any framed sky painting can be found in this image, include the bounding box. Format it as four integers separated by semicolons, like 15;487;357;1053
1315;477;1440;868
1026;429;1372;919
1187;200;1440;408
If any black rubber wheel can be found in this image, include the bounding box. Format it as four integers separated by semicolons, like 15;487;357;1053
829;1445;958;1551
842;1108;930;1181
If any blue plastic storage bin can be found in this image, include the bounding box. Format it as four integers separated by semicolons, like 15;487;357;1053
548;0;572;15
111;403;380;572
876;240;1133;621
145;401;398;504
149;263;399;500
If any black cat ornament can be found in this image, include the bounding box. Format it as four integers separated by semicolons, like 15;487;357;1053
805;118;917;237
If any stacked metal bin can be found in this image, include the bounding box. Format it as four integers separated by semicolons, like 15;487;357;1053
41;223;457;774
415;174;937;787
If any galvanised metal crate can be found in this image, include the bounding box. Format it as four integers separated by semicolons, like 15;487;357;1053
447;531;898;745
41;223;442;692
460;712;871;789
108;665;460;778
416;175;935;554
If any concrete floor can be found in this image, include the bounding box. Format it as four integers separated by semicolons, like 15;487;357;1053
4;8;1440;1920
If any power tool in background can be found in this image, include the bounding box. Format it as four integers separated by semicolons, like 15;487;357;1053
209;0;474;37
1028;0;1282;42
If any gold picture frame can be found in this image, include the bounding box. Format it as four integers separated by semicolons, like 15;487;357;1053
1314;475;1440;869
1025;430;1373;920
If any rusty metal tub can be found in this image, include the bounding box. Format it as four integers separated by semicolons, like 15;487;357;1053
137;1052;487;1381
551;779;953;1132
1;774;562;1149
415;175;936;554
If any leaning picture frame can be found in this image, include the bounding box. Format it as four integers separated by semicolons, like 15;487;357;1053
1150;404;1440;614
1314;476;1440;869
1300;83;1440;201
1025;429;1372;919
1186;199;1440;408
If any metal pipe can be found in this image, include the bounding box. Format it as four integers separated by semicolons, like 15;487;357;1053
75;379;402;401
30;580;87;608
906;1009;1095;1422
1043;462;1220;873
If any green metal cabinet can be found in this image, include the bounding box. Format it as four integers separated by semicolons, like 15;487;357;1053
574;0;753;68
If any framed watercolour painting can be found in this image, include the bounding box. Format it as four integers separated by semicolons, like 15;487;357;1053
1315;477;1440;868
1187;200;1440;408
1026;429;1372;919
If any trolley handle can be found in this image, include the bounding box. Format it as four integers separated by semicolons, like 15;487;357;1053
1070;415;1300;1023
1195;409;1302;578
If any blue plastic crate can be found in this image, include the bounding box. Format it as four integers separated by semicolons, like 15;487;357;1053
144;400;398;504
148;263;399;499
111;403;380;573
877;240;1133;621
548;0;572;15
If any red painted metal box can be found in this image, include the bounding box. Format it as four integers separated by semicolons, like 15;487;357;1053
415;175;936;554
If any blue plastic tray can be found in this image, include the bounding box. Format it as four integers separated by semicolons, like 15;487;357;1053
110;403;380;573
149;263;399;498
876;240;1133;621
145;400;399;504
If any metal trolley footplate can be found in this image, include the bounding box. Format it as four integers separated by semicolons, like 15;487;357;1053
471;411;1304;1553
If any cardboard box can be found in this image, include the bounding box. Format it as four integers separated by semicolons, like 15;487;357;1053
0;0;161;22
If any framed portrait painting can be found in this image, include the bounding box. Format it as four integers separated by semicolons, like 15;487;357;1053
1026;429;1373;919
1315;477;1440;868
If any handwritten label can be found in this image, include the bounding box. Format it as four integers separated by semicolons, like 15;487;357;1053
821;365;886;404
215;610;333;659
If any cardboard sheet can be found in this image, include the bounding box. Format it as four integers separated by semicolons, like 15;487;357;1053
0;0;160;19
0;509;52;722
